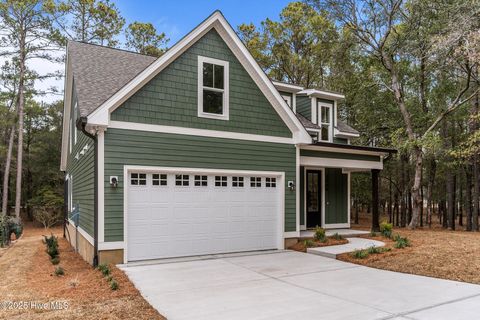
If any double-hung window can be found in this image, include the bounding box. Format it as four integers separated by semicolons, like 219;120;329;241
198;56;229;120
318;102;332;142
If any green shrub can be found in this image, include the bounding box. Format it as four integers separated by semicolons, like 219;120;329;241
97;263;110;276
394;234;411;248
314;226;326;242
44;234;59;258
51;256;60;265
367;246;382;254
352;249;368;259
370;231;378;237
109;280;119;290
106;275;113;282
54;266;64;276
330;233;344;240
304;239;316;248
7;217;23;239
0;214;9;247
380;221;393;238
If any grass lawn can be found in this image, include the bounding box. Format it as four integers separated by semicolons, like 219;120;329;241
340;214;480;285
0;224;165;320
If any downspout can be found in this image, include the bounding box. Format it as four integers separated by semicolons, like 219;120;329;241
77;116;99;267
63;173;67;238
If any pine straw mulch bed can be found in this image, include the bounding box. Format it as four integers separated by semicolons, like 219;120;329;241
337;228;480;285
288;236;349;252
0;226;165;320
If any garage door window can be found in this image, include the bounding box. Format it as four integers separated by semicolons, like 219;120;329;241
194;175;208;186
175;174;189;186
131;173;147;186
215;176;227;187
250;177;261;187
266;177;276;188
232;176;244;187
152;174;167;186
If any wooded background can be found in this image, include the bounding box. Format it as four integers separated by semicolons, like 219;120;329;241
0;0;479;231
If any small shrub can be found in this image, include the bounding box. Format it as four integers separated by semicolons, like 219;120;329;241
106;275;113;282
109;279;119;290
304;239;316;248
44;234;59;258
352;249;368;259
97;263;110;276
314;226;326;242
394;234;411;248
51;256;60;265
370;231;378;237
380;221;393;238
7;217;23;239
54;266;64;276
331;233;344;240
68;277;80;288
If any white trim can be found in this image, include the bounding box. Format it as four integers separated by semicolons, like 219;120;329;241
300;156;383;170
98;241;124;250
68;219;94;245
298;88;345;100
109;120;295;144
300;144;389;157
324;223;350;229
292;93;297;114
60;45;73;171
74;102;78;145
281;94;292;109
98;129;105;243
284;231;300;238
300;225;306;231
295;145;300;233
334;128;360;138
347;172;351;227
123;165;286;263
272;81;304;93
86;12;311;144
197;55;230;120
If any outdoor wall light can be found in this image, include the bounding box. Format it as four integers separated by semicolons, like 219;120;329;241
110;176;118;188
288;180;295;191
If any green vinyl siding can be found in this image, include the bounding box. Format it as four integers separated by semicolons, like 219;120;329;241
300;149;380;162
333;137;349;144
111;29;291;138
103;128;297;241
66;87;95;236
325;168;348;224
296;95;311;120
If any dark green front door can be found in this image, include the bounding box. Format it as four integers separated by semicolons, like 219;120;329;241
306;170;322;228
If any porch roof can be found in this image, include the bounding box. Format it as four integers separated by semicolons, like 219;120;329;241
312;141;397;156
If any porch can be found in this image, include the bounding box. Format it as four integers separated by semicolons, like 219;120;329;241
300;229;370;238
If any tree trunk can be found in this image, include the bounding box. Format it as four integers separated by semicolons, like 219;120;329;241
388;176;393;223
447;170;455;230
426;158;436;227
472;90;480;231
371;169;380;232
1;126;15;214
465;165;473;231
14;33;26;219
408;147;423;229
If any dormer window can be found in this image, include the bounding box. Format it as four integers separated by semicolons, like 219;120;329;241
318;102;332;142
198;56;229;120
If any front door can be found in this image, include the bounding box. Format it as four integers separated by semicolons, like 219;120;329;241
306;170;322;228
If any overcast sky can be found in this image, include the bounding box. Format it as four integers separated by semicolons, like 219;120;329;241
27;0;291;104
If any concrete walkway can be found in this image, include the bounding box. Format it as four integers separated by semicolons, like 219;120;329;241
307;237;385;258
121;251;480;320
300;228;370;238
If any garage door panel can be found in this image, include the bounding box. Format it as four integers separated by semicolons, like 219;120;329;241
127;170;281;261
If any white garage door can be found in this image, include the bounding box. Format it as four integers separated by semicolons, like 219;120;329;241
126;169;282;262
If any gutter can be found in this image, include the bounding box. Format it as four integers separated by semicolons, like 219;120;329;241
76;116;99;267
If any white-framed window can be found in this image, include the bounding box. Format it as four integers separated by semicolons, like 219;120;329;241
266;177;277;188
250;177;261;188
281;95;291;108
194;175;208;187
152;174;167;186
131;173;147;185
73;102;78;145
318;102;332;142
215;176;228;187
175;174;189;186
197;55;229;120
232;176;244;187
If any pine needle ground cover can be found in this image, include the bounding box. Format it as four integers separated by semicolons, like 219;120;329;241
0;225;165;320
338;229;480;285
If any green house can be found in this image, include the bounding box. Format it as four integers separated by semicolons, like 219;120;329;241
60;11;395;265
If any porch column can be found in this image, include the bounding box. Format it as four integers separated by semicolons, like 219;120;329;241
371;169;380;232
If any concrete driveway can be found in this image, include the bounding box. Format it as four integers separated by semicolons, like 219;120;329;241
120;251;480;320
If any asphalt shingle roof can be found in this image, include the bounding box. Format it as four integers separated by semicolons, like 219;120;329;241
68;41;157;117
336;120;359;135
